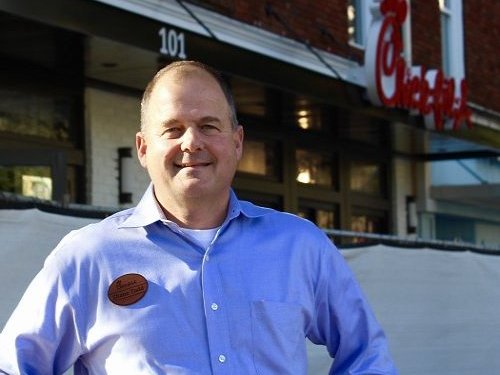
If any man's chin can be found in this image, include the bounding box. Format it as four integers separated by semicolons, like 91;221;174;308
176;179;211;198
175;165;211;179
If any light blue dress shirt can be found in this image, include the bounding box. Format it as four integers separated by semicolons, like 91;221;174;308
0;186;398;374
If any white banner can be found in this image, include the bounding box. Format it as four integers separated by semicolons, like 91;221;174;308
1;209;499;374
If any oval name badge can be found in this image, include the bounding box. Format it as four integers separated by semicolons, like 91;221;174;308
108;273;148;306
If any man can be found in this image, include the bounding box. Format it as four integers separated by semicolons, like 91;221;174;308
0;61;398;374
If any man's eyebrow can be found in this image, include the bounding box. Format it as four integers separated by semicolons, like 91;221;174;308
160;117;221;126
161;119;181;128
198;116;222;124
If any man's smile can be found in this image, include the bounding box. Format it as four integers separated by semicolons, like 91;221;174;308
174;161;212;168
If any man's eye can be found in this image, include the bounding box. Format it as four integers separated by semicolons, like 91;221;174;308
163;127;182;137
201;124;220;134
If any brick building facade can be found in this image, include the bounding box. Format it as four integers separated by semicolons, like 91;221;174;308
0;0;499;246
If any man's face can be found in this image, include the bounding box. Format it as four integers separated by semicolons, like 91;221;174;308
136;68;243;205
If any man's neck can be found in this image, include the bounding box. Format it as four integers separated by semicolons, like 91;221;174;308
156;191;230;229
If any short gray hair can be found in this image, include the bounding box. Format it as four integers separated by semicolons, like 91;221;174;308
140;60;238;130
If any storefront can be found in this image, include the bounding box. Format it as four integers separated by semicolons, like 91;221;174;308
1;0;498;244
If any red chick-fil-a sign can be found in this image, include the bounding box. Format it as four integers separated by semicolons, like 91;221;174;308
365;0;472;130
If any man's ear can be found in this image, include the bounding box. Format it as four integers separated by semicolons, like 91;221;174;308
136;131;148;168
234;125;244;161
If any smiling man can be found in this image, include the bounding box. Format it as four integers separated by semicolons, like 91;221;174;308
137;63;243;229
0;61;398;374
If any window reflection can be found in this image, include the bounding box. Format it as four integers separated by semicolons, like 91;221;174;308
349;207;388;243
237;140;278;178
22;175;52;200
299;207;336;229
232;77;267;118
350;212;387;242
0;88;74;142
297;110;311;130
283;95;325;131
317;209;335;229
0;166;52;200
350;161;382;195
296;108;322;130
235;190;282;211
342;112;384;146
347;0;364;46
296;149;333;187
351;214;376;233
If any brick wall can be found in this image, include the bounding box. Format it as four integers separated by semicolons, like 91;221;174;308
192;0;499;112
192;0;356;60
410;1;441;68
463;0;500;111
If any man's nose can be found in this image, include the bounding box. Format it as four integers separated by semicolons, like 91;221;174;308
180;127;203;153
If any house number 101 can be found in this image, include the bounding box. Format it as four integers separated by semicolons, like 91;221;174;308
159;27;187;59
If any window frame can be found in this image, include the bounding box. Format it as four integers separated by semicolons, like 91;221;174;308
347;0;372;49
439;0;465;79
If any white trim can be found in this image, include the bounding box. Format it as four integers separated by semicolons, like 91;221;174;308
347;0;373;49
469;103;500;132
361;0;372;46
440;0;465;79
91;0;364;86
471;113;500;132
402;0;412;64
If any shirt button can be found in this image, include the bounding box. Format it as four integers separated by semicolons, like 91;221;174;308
218;354;226;363
211;303;219;311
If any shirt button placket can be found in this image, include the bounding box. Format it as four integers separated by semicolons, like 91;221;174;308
202;251;232;374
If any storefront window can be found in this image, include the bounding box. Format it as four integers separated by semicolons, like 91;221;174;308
0;166;52;200
351;214;377;233
298;206;337;229
350;161;383;195
295;108;322;131
283;95;326;131
232;77;268;118
0;13;82;145
0;89;75;143
343;112;385;145
350;210;387;242
235;190;283;210
237;139;279;178
316;209;335;228
296;149;334;187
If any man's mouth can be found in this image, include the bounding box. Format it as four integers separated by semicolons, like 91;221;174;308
175;162;211;168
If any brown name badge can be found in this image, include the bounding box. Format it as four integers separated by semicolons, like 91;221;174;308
108;273;148;306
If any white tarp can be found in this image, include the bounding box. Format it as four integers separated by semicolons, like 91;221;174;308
1;208;500;375
0;209;97;327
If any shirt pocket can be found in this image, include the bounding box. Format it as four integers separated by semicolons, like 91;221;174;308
251;300;307;375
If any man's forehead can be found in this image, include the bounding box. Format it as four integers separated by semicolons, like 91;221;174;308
149;68;226;108
157;66;217;87
150;70;220;104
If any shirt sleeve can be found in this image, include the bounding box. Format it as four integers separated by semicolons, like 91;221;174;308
306;238;399;375
0;245;83;375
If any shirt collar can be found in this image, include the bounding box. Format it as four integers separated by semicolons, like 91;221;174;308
118;183;163;228
119;183;271;229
